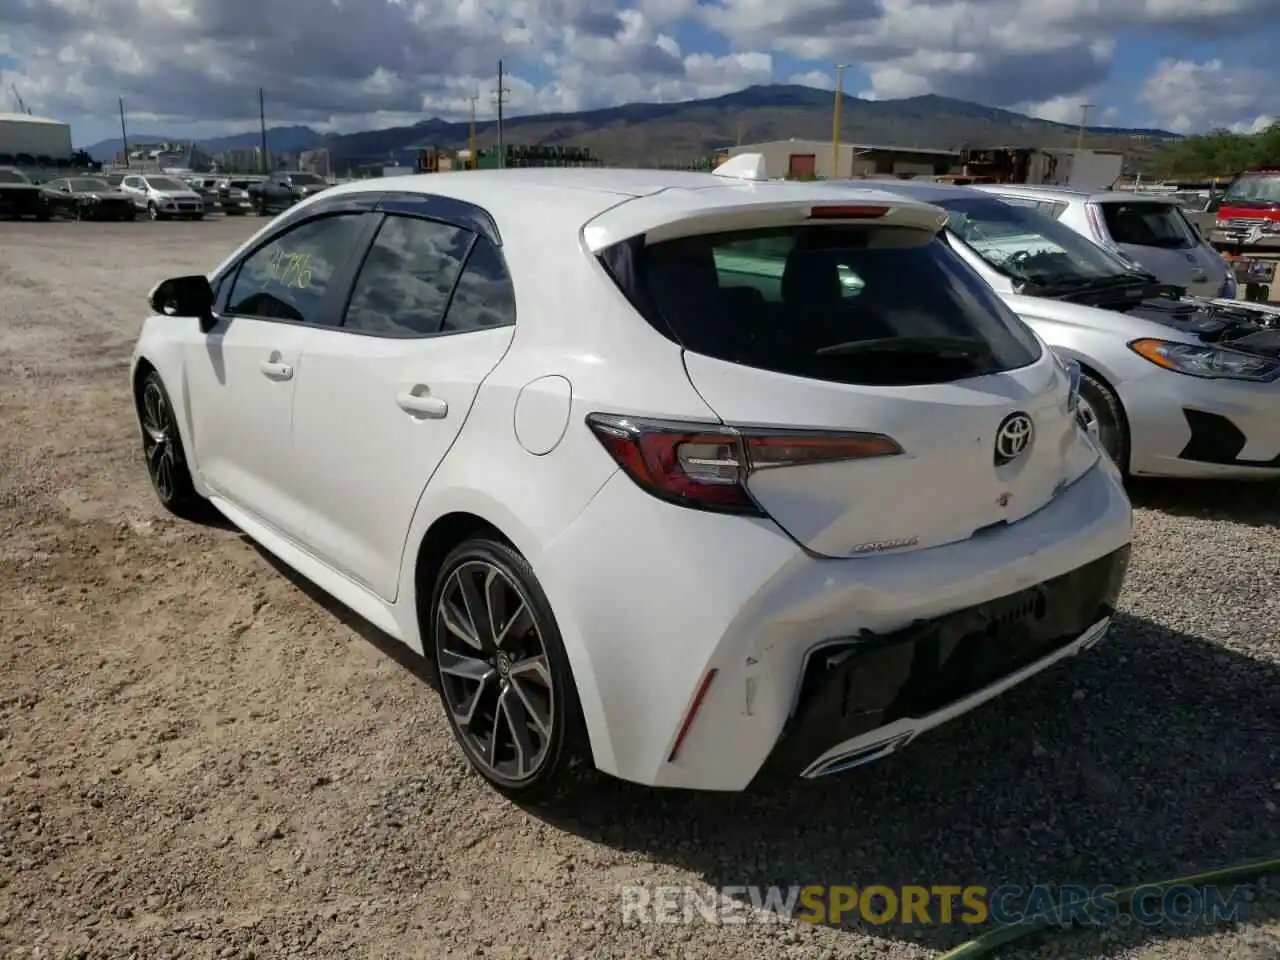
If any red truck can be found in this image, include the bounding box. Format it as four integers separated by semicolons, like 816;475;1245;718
1209;168;1280;251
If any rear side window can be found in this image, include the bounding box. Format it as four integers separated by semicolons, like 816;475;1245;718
603;225;1042;386
441;236;517;332
343;215;472;336
1100;202;1196;250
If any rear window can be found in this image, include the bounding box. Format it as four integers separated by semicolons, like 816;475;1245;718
1100;202;1196;250
601;225;1042;386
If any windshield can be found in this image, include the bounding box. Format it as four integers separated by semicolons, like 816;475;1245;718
601;224;1043;387
0;169;30;184
1099;201;1197;250
1222;173;1280;206
68;178;110;191
146;177;188;191
937;196;1131;283
291;173;326;185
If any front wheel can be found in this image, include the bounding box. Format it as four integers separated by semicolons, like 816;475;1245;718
431;538;593;805
147;202;161;221
1077;372;1128;473
136;371;208;521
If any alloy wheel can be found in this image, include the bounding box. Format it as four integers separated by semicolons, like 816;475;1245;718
1075;397;1101;442
436;560;555;783
139;381;178;501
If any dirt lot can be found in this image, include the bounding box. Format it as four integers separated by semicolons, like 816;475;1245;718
1;216;1278;960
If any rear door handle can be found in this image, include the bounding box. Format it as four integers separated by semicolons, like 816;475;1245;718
259;360;293;380
396;390;448;419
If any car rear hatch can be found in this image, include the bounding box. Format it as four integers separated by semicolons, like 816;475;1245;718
586;189;1097;558
1085;198;1222;294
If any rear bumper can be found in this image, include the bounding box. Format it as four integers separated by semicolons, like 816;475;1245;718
1120;369;1280;477
537;456;1133;791
763;547;1127;780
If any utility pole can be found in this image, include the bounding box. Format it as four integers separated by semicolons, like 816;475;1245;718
469;93;479;169
832;64;850;179
1076;103;1093;151
119;97;131;168
493;60;510;168
258;88;269;174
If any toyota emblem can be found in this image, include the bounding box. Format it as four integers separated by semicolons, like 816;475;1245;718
994;412;1034;466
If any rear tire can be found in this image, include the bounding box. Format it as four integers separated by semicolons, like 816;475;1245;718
1077;372;1128;474
136;370;209;521
430;537;594;806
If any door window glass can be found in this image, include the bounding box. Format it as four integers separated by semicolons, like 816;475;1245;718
343;215;473;336
226;214;368;324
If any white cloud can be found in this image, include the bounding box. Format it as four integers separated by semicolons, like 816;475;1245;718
0;0;1278;143
1138;58;1273;133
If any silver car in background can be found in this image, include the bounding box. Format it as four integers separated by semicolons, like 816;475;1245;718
841;180;1280;480
973;184;1235;300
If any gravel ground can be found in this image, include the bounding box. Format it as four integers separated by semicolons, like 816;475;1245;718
1;216;1278;960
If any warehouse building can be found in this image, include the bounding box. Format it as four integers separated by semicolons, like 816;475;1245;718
0;112;73;161
728;138;959;180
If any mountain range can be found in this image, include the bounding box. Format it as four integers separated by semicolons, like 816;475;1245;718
83;84;1182;168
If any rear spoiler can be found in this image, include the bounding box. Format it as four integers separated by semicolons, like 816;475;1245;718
581;156;949;252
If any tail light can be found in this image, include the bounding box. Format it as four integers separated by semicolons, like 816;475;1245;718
585;414;902;516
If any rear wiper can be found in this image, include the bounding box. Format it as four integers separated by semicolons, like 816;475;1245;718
816;335;992;358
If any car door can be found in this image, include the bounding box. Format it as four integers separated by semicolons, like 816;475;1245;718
121;176;146;208
183;209;380;544
289;201;518;600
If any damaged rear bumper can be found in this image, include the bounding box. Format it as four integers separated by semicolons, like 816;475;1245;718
763;545;1130;780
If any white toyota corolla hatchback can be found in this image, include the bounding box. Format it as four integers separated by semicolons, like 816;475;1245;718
132;155;1133;802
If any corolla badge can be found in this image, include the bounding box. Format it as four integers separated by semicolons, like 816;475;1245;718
994;412;1034;466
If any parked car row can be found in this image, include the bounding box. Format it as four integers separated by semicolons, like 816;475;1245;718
0;165;338;222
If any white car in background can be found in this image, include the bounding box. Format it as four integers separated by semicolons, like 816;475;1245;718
130;157;1132;802
973;184;1234;299
116;173;205;220
853;180;1280;480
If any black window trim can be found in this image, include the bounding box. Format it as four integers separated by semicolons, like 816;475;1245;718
210;190;512;336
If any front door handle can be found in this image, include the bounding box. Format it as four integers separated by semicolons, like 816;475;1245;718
259;360;293;380
396;390;448;419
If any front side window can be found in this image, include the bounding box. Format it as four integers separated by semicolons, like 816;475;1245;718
343;215;473;336
609;224;1042;387
0;169;30;185
939;196;1130;282
226;214;368;324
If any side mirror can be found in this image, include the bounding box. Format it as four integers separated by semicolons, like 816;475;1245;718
148;275;215;327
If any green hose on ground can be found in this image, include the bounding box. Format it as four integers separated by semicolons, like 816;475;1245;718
935;856;1280;959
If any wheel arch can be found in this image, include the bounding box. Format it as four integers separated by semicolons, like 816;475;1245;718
403;498;614;775
1070;357;1132;474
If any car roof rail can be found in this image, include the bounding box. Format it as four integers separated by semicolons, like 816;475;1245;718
712;153;769;182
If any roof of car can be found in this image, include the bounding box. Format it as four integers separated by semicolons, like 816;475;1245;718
319;165;945;209
300;167;952;247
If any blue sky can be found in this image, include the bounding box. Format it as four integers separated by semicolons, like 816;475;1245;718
1;0;1277;147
